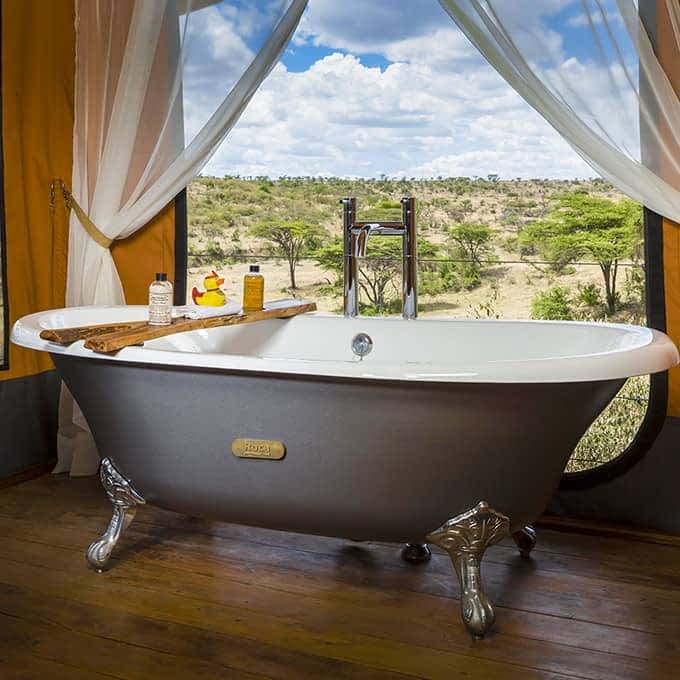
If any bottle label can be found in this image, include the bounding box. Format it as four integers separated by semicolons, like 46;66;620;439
243;276;264;311
149;291;172;325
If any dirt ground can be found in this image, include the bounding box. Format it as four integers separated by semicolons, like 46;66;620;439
188;259;632;320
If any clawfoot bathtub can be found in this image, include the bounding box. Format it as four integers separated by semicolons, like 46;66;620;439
12;307;678;637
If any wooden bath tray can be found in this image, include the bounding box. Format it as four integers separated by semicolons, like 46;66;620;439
40;300;316;354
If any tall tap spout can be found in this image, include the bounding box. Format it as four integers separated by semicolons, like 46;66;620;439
352;227;370;257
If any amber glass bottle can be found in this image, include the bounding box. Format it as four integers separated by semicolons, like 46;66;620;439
243;264;264;312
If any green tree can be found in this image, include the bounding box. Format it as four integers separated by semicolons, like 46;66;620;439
250;219;328;289
520;193;641;314
314;238;442;315
447;222;495;267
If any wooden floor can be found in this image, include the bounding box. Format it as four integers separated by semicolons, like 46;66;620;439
1;476;679;679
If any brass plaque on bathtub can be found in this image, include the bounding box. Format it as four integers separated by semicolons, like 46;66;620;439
232;438;286;460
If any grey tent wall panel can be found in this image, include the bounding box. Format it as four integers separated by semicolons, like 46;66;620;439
0;370;60;478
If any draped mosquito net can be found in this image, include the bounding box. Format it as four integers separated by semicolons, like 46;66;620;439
438;0;680;222
67;0;307;309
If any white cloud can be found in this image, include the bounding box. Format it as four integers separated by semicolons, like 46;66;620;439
192;0;602;179
567;9;623;28
202;49;593;179
182;6;255;140
294;0;453;55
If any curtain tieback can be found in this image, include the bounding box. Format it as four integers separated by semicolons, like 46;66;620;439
49;179;114;249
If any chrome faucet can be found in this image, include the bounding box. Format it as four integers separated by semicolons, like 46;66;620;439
342;196;417;319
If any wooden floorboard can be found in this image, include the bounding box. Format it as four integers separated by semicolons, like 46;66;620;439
0;475;679;679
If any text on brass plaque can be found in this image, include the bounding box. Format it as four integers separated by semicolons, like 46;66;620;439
232;438;286;460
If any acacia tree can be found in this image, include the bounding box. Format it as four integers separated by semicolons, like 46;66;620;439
447;222;495;267
519;193;641;314
250;219;327;289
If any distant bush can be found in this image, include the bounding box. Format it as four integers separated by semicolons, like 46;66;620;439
575;282;603;311
456;262;482;290
374;199;402;210
191;240;228;266
419;261;461;296
531;287;573;320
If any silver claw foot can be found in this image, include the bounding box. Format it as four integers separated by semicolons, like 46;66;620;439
512;524;536;558
86;458;145;572
401;543;432;563
427;501;510;639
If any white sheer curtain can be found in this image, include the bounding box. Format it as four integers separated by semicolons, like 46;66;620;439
439;0;680;223
57;0;307;475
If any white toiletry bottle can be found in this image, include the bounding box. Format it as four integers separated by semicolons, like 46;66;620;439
148;272;173;326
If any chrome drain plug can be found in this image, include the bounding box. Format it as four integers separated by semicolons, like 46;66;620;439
351;333;373;359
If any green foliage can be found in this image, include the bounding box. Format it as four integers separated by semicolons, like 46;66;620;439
455;262;482;290
623;266;646;324
250;219;328;289
575;282;602;308
447;222;495;267
313;237;449;315
357;199;403;223
520;193;642;314
569;376;649;473
444;222;496;290
313;238;345;287
419;260;460;296
530;287;574;320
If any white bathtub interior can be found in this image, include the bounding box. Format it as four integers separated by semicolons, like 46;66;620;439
146;314;656;363
12;306;679;383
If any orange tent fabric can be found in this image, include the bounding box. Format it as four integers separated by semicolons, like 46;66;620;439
0;0;179;480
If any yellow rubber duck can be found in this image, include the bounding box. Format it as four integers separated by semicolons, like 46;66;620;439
191;270;228;306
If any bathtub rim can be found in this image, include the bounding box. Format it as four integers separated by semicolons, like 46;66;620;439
12;305;680;384
49;351;632;393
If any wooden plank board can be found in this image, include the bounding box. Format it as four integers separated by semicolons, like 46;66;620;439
2;529;677;679
40;320;148;344
0;610;267;680
2;477;680;680
84;301;316;353
0;583;410;680
39;300;316;353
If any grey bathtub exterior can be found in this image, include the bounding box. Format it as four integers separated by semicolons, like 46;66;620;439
53;353;623;543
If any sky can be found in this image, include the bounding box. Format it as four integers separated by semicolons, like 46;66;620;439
181;0;635;180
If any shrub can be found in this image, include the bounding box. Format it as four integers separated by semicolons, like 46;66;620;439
419;263;461;296
531;287;573;320
575;282;603;310
456;262;482;290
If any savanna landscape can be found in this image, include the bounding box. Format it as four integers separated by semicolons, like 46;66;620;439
187;175;644;322
187;175;649;473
